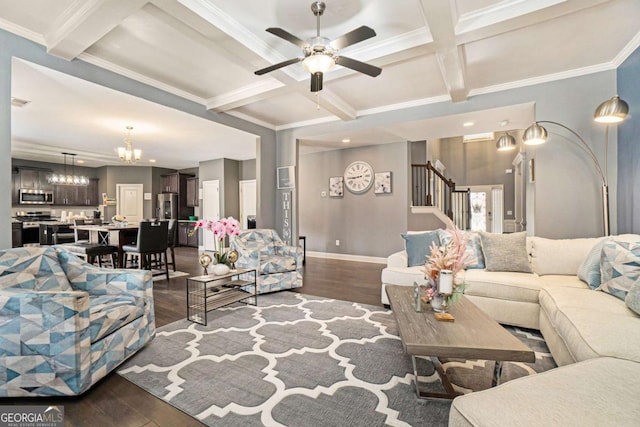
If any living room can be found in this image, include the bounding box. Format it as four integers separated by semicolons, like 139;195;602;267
1;1;639;426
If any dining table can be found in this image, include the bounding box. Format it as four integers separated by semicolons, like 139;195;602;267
71;223;139;268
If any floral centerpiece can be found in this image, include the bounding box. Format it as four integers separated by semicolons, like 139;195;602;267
422;227;476;309
192;217;241;265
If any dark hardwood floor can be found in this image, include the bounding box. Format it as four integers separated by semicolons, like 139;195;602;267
2;247;385;426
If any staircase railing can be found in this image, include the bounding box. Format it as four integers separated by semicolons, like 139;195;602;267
411;162;470;229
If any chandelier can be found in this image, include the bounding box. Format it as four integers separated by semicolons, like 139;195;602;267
118;126;142;164
48;153;89;186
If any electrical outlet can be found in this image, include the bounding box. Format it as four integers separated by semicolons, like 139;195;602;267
507;210;513;215
506;168;513;174
335;240;340;246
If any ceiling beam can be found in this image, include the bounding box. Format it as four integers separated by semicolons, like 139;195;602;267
300;89;357;121
418;0;469;102
45;0;147;60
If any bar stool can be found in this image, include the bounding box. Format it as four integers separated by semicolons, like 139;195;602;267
167;219;178;272
122;221;169;280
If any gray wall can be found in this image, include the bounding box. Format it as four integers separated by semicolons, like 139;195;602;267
436;134;517;220
99;166;153;219
299;142;408;257
0;28;277;249
617;46;640;234
198;158;240;219
239;159;256;181
281;70;618;242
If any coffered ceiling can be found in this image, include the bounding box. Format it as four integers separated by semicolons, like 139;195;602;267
2;0;639;168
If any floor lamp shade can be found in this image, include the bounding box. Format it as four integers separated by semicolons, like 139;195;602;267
594;95;629;123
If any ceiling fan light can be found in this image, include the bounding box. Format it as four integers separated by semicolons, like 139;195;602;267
496;133;517;151
594;95;629;124
523;123;548;145
303;54;335;74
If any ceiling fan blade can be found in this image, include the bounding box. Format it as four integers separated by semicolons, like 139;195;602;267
330;26;376;50
255;57;302;75
311;72;323;92
335;56;381;77
266;28;307;48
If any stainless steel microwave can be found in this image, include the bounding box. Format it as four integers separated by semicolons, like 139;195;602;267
19;189;54;204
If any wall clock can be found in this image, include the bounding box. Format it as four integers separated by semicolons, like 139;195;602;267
344;161;374;194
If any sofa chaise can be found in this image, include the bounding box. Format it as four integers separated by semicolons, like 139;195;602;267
381;230;640;426
0;246;155;396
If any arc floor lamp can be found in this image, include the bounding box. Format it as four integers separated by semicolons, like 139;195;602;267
521;96;629;236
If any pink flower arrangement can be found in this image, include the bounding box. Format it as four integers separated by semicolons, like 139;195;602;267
422;227;477;305
193;217;241;256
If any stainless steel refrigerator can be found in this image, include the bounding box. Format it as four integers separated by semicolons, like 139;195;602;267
157;193;178;220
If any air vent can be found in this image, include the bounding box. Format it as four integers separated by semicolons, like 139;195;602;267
463;132;494;143
11;97;31;108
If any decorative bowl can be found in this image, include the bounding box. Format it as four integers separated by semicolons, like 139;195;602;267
189;215;198;221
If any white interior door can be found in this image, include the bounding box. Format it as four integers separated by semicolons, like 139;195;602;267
460;185;504;233
239;179;257;229
116;184;143;223
202;180;220;251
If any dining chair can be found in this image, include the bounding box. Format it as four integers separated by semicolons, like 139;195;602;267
122;221;170;280
167;219;178;272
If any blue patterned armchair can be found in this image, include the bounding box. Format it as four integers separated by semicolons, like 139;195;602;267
0;246;155;396
230;229;303;294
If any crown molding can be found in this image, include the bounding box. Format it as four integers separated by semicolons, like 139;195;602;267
0;18;45;45
612;30;640;67
468;62;616;98
77;52;208;105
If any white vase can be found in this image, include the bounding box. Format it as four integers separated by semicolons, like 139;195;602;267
213;264;230;276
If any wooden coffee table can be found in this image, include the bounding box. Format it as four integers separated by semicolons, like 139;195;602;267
385;285;535;400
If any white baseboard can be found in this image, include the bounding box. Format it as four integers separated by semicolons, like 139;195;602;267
307;251;386;264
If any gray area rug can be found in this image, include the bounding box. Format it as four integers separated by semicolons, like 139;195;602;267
118;292;556;426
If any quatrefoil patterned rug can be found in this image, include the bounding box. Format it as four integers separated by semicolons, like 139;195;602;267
118;292;555;426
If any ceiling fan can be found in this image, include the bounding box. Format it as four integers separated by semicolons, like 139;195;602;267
255;1;382;92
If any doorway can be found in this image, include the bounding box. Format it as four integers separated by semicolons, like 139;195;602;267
239;179;257;229
116;184;143;223
202;180;220;251
459;185;504;233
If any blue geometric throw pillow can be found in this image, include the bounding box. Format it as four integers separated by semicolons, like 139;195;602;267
577;239;608;289
402;231;441;267
599;240;640;300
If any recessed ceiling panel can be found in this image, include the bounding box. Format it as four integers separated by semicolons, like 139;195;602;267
85;3;259;99
328;54;448;111
465;0;640;89
232;92;335;127
0;0;75;35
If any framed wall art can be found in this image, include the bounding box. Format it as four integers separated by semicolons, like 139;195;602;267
277;166;295;189
374;171;392;194
329;176;344;197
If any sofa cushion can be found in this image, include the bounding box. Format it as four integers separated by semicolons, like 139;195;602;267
0;247;72;291
599;240;640;300
463;270;544;303
401;231;440;267
89;294;144;343
449;357;640;427
479;231;532;273
260;255;296;274
0;272;37;290
530;236;602;276
539;287;640;363
381;265;425;286
625;279;640;316
439;230;484;269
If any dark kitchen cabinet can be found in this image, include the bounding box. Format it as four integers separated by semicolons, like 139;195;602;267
53;179;99;206
178;222;198;247
161;174;180;193
12;169;19;205
186;177;198;207
19;168;52;190
11;222;22;248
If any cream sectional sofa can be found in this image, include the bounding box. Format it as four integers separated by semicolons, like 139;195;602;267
381;232;640;426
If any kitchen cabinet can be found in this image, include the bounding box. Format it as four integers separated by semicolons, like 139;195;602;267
18;168;53;191
12;169;20;205
161;174;180;193
186;177;198;207
11;222;22;248
178;222;198;247
53;178;99;206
